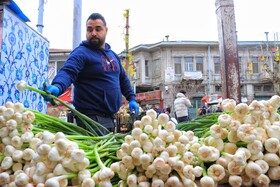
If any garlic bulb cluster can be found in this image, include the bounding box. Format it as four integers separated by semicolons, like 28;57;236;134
113;109;202;186
112;95;280;187
0;103;94;187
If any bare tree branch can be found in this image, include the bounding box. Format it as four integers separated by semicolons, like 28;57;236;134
168;78;204;100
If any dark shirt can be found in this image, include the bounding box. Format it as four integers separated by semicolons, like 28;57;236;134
52;41;135;117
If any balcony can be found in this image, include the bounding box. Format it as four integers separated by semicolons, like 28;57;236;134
259;72;271;83
183;71;202;80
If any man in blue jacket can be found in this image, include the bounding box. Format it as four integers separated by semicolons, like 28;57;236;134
42;13;139;134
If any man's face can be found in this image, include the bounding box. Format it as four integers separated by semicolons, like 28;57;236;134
86;19;108;48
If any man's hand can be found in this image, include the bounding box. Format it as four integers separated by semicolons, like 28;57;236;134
39;83;60;102
129;100;139;116
45;85;60;96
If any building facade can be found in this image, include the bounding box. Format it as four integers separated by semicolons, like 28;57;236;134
130;41;277;118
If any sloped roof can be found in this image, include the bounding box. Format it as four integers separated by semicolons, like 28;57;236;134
49;48;72;53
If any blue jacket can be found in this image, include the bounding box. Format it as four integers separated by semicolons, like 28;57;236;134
52;41;135;116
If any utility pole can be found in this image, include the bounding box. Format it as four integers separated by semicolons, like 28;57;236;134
73;0;82;49
215;0;241;103
72;0;82;49
36;0;45;34
71;0;82;103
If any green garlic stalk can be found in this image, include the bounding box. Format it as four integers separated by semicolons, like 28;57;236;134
17;80;108;136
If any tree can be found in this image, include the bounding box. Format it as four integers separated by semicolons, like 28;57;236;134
168;78;204;100
264;54;280;95
262;32;280;95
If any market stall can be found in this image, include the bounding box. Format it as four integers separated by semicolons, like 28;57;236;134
1;80;279;186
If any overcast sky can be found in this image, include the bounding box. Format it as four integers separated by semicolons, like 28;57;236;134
13;0;280;53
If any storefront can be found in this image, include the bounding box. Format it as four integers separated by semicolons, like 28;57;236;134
136;90;163;109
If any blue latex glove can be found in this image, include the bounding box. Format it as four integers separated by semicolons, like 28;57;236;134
129;100;139;116
39;84;60;102
46;85;60;96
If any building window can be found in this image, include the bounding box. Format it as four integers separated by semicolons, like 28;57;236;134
152;59;161;78
251;57;258;62
184;57;194;71
134;61;140;79
254;85;262;92
174;57;182;74
252;63;259;73
238;56;242;63
145;60;149;77
238;56;242;73
196;57;204;72
215;85;222;92
214;63;220;74
240;85;245;93
251;56;259;73
263;85;273;92
214;57;220;74
57;61;64;72
196;57;204;63
214;56;220;63
48;61;56;71
196;63;203;73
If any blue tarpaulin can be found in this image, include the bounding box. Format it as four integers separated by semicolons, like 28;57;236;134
6;0;30;22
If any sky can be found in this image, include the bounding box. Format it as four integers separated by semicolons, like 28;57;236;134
13;0;280;54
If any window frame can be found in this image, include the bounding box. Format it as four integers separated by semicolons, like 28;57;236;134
152;58;161;78
145;60;149;78
195;56;204;72
174;57;182;75
184;57;194;72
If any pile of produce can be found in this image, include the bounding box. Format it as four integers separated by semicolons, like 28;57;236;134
176;112;221;138
113;97;280;186
0;80;280;187
0;101;124;186
116;102;145;132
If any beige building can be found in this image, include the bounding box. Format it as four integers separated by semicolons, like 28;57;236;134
49;40;277;118
129;40;276;117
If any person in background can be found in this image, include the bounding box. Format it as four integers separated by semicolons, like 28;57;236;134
174;92;192;123
202;103;207;110
206;104;213;114
120;124;128;132
144;104;150;111
41;13;139;135
152;104;161;116
216;104;223;113
197;107;206;116
164;107;178;124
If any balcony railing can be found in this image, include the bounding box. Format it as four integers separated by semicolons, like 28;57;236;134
259;72;271;83
183;71;202;80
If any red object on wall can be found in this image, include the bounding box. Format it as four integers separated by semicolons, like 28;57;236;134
136;90;162;102
136;90;163;109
